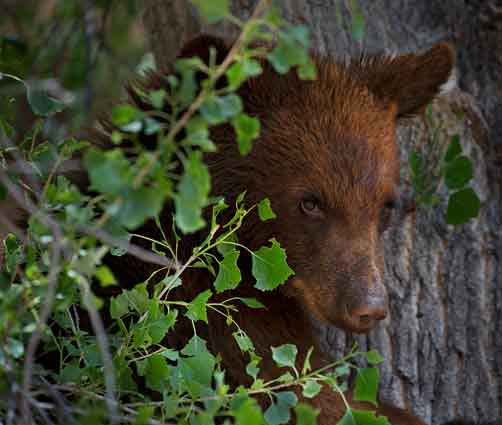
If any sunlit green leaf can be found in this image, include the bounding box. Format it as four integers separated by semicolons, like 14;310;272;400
302;380;322;398
271;344;297;369
238;297;266;309
233;331;255;352
143;354;170;392
201;94;243;125
233;113;260;155
354;367;379;406
94;266;117;287
149;310;178;344
295;404;319;425
186;289;212;323
175;151;211;233
252;238;294;291
111;104;141;126
234;398;264;425
364;350;384;365
110;293;129;319
258;198;277;221
214;249;242;292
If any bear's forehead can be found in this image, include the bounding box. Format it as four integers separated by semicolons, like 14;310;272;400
244;58;400;208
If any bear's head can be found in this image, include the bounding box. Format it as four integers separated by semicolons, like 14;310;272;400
180;35;455;334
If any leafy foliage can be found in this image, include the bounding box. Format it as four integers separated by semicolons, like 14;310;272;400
410;108;481;224
0;2;481;425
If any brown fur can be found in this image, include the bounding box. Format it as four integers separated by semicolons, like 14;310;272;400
101;35;454;424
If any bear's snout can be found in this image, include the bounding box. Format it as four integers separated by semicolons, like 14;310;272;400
340;271;388;333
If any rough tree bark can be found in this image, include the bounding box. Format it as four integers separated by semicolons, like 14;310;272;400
142;1;502;424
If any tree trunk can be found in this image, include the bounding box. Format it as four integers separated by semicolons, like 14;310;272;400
142;1;502;424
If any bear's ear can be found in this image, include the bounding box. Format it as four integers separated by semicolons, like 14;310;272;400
178;34;230;65
353;43;455;118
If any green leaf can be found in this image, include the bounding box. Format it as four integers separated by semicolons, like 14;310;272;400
258;198;277;221
178;343;216;397
238;297;266;309
295;404;319;425
351;10;366;41
277;372;294;383
267;29;309;74
232;113;260;155
186;289;212;323
233;331;254;352
175;151;211;233
446;188;481;225
335;364;350;377
409;150;421;178
26;85;64;116
6;337;24;359
116;186;166;229
354;367;379;406
111;104;141;126
128;283;150;314
246;359;261;380
337;409;390;425
265;402;290;425
265;392;298;425
444;156;473;190
0;118;14;139
298;60;317;80
83;148;130;196
444;135;462;162
201;94;243;125
234;398;264;425
59;363;82;384
226;59;263;90
252;238;294;291
4;233;22;274
190;0;229;23
148;310;178;344
110;293;129;319
302;380;322;398
214;249;242;292
144;354;170;392
185;116;216;152
115;357;138;393
149;89;165;109
276;391;297;407
94;266;117;287
174;60;197;107
134;406;154;425
364;350;384;365
271;344;297;369
182;335;208;356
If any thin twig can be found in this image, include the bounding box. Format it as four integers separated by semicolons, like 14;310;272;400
84;226;180;269
80;280;119;424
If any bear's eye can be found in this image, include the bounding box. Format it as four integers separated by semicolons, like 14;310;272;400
300;198;323;217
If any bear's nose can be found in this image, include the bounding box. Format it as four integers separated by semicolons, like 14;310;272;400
350;302;387;325
345;296;388;332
